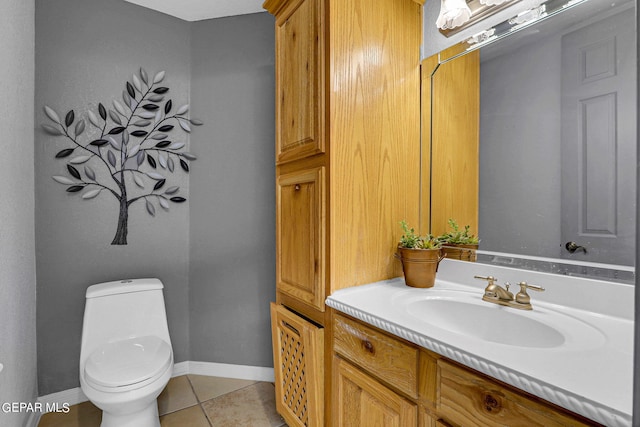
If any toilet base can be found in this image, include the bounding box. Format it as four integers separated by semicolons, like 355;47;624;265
100;401;160;427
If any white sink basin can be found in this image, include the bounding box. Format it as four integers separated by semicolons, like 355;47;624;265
395;291;606;351
406;298;565;348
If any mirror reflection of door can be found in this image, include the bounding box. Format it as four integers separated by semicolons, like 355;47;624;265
560;8;636;265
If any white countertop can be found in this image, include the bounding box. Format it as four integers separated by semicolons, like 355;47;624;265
326;259;633;427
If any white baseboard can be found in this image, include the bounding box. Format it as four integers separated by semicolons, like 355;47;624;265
36;361;275;412
38;386;87;408
188;361;275;382
172;361;190;377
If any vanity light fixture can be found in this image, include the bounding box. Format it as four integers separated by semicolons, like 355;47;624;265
438;0;519;35
461;0;590;53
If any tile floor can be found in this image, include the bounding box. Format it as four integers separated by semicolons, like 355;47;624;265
38;375;288;427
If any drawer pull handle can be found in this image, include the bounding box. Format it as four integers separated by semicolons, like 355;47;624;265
483;393;501;412
281;320;300;337
361;339;375;354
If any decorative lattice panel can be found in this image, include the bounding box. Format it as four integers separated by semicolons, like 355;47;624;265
279;323;309;425
271;303;323;427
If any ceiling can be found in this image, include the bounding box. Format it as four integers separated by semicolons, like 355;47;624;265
122;0;266;22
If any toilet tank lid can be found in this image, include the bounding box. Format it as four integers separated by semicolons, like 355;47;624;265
86;278;164;298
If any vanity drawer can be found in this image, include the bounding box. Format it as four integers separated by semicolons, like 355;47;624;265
333;313;418;398
438;361;597;427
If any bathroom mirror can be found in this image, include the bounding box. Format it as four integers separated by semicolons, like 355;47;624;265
431;0;637;283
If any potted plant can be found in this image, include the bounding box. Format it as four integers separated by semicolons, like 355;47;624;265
436;219;479;262
396;221;444;288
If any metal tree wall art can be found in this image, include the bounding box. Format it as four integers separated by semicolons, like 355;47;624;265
41;68;202;245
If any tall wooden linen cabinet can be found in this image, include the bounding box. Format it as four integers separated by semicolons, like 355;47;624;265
263;0;424;425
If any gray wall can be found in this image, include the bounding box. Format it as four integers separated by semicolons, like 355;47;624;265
189;13;276;367
0;0;38;425
479;35;562;257
35;0;191;395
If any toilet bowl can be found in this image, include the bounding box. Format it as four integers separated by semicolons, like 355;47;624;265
79;278;173;427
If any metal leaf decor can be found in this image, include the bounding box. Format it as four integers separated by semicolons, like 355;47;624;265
41;68;202;245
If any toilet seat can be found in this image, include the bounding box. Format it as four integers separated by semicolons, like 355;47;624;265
84;336;172;390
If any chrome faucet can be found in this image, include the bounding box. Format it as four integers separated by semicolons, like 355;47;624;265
474;276;545;310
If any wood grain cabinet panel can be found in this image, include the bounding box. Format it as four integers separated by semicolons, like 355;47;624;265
333;313;419;398
276;167;326;311
333;356;418;427
271;303;324;427
273;0;325;164
438;360;596;427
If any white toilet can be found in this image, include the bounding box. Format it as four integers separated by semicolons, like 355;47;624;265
79;278;173;427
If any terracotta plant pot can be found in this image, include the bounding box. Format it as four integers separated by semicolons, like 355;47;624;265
441;244;478;262
395;247;445;288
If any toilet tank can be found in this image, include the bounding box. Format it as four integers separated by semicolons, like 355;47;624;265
80;278;172;366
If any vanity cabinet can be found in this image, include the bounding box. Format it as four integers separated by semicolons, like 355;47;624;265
264;0;424;424
331;311;600;427
333;356;418;426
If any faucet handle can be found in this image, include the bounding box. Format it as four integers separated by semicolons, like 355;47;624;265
517;281;545;292
474;275;497;286
515;281;545;305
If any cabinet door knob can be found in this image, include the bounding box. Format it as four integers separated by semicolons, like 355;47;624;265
294;184;301;191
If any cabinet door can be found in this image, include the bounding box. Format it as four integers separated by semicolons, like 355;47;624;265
276;167;326;311
274;0;325;164
333;356;417;427
271;303;324;427
438;361;595;427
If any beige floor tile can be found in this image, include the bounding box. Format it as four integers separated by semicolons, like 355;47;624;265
188;375;257;402
201;382;285;427
158;375;199;415
160;405;210;427
38;401;102;427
